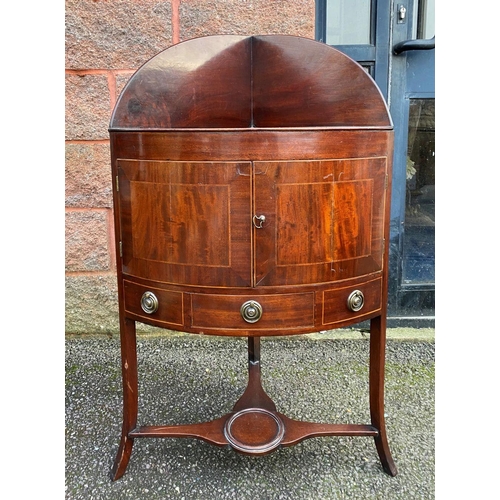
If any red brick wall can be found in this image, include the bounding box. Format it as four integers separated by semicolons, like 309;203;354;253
65;0;315;334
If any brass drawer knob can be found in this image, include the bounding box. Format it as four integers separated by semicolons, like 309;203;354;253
240;300;263;323
141;291;159;314
347;290;364;312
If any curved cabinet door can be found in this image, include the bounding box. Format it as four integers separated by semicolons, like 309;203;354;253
254;157;388;286
117;159;252;287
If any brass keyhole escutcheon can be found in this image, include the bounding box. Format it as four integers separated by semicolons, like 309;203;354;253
141;291;159;314
347;290;364;312
240;300;263;323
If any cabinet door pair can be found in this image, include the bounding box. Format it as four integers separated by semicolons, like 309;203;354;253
117;158;387;287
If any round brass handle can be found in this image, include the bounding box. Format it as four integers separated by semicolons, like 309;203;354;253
347;290;364;312
141;291;159;314
240;300;263;323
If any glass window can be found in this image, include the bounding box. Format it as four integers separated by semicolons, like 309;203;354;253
417;0;435;39
403;99;435;285
325;0;372;45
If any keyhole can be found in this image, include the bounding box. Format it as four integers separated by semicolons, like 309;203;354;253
253;214;266;228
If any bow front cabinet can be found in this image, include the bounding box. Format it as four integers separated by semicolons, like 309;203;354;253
109;35;397;479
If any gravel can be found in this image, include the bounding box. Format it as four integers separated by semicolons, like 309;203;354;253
65;335;434;499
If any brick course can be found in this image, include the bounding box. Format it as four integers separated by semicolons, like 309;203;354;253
65;210;111;273
65;142;113;208
180;0;315;39
65;73;111;141
65;0;316;334
65;0;173;69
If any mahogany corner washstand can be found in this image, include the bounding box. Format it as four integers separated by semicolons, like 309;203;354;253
109;34;397;479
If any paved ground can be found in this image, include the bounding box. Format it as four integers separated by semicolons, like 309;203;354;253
65;330;435;499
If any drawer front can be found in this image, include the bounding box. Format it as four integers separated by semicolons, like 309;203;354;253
321;278;382;326
123;280;184;326
190;292;315;332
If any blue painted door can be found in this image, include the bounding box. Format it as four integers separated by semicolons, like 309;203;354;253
387;1;435;323
317;0;435;324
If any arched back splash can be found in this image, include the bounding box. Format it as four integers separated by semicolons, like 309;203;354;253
110;35;392;130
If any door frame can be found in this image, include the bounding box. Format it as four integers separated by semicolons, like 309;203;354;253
315;0;392;100
387;0;435;324
316;0;435;326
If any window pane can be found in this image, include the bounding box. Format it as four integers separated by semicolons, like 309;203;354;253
418;0;435;39
326;0;371;45
403;99;435;284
